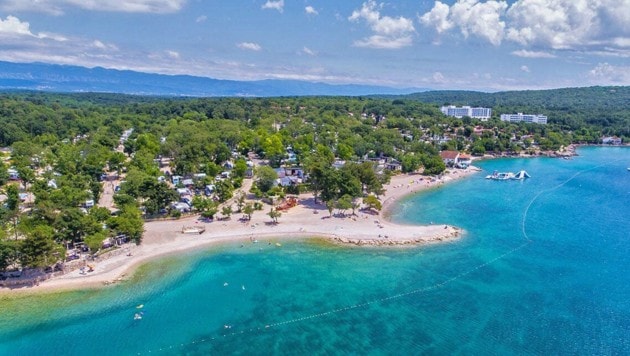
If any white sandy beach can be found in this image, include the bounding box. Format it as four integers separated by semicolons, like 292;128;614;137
4;167;481;293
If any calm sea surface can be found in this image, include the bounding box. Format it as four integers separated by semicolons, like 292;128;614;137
0;147;628;355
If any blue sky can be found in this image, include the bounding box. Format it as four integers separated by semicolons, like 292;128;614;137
0;0;628;91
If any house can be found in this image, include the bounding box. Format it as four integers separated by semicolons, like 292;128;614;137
385;159;402;171
277;176;300;187
440;151;460;166
7;168;19;180
47;179;58;189
457;154;472;168
602;136;622;145
284;167;304;178
181;178;194;186
332;160;346;169
274;168;286;178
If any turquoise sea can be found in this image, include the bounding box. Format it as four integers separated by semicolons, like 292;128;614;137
0;147;629;355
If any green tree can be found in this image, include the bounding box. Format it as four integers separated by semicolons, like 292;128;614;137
335;194;353;216
108;205;144;244
267;207;281;224
401;154;421;173
242;203;254;220
84;231;107;254
255;166;278;193
0;239;18;271
20;225;61;268
235;192;246;212
421;154;446;175
326;200;334;217
221;205;233;220
363;195;382;212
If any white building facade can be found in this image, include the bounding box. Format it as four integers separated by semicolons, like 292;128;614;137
440;105;492;120
500;113;548;124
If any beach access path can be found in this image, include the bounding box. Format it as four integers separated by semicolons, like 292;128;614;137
8;167;481;293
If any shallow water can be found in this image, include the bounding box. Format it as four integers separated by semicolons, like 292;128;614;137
0;147;628;355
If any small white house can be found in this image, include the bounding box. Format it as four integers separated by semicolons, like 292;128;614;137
8;168;19;180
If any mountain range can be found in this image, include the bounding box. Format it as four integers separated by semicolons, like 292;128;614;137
0;61;425;97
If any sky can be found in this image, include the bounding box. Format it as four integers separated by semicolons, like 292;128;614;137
0;0;628;91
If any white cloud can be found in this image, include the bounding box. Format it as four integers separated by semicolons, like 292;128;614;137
237;42;262;51
300;46;316;56
353;35;413;49
419;1;452;34
588;62;630;84
432;71;445;83
0;0;187;14
520;65;530;72
348;1;415;49
166;50;180;59
0;15;67;41
0;15;34;36
420;0;630;55
261;0;284;13
421;0;507;46
305;6;318;16
92;40;118;51
511;49;556;58
196;15;207;23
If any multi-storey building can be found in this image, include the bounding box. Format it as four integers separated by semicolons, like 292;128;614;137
500;113;547;124
440;105;492;120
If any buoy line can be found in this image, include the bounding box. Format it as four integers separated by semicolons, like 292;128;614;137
138;160;619;355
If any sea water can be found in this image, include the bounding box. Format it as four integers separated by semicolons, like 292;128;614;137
0;147;628;355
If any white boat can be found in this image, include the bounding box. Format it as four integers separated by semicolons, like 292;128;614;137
181;226;205;234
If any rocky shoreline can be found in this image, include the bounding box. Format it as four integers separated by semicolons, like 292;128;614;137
330;226;462;246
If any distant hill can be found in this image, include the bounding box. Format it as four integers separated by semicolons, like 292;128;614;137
400;86;629;112
0;61;425;97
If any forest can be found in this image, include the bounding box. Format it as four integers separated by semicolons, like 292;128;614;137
0;87;626;274
398;86;630;139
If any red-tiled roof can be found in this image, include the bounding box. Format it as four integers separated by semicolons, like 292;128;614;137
439;151;459;159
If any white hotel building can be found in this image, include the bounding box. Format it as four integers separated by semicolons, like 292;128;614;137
440;106;492;120
500;113;548;125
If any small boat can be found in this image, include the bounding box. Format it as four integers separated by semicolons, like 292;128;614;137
181;226;205;234
136;304;144;309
